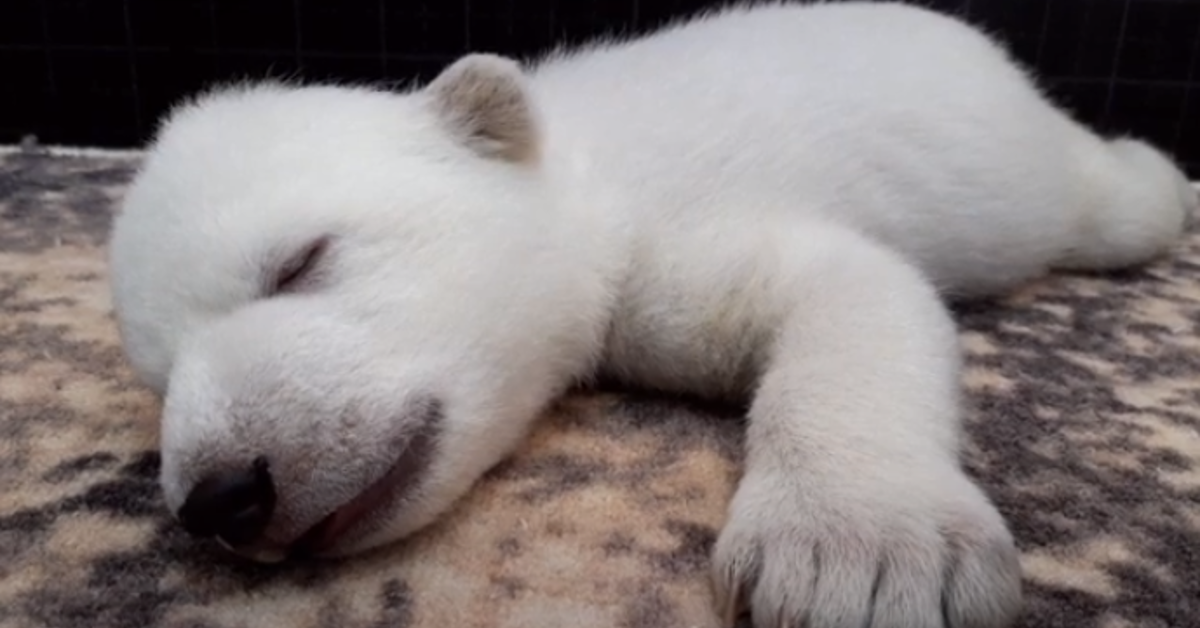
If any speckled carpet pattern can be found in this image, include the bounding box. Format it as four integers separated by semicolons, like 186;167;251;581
2;145;1199;628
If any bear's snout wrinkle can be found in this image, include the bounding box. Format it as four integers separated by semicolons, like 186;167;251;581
178;455;277;547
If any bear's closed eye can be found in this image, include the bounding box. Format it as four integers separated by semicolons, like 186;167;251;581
270;236;330;295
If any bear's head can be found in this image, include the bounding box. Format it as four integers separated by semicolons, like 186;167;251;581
109;55;618;562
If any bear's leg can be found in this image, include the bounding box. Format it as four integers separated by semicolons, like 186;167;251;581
711;222;1021;628
1052;136;1196;272
858;131;1195;302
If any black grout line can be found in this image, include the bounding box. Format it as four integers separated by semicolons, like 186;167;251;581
1169;6;1200;156
463;0;472;51
1102;0;1133;123
507;0;515;39
379;0;388;76
1070;0;1094;78
37;0;56;99
121;0;142;134
0;43;171;53
1034;0;1054;68
293;0;303;67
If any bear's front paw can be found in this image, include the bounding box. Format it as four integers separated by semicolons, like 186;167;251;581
711;472;1022;628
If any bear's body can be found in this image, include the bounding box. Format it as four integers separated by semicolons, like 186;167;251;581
527;2;1191;397
108;3;1196;627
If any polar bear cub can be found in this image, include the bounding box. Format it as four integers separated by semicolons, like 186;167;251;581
108;2;1195;627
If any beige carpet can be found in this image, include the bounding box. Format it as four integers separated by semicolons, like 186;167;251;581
2;145;1199;628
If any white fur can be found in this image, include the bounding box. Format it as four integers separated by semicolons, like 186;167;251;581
108;2;1195;626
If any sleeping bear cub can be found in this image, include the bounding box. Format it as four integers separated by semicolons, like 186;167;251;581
108;2;1196;626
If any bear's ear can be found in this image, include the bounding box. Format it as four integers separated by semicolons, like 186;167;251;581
425;54;540;164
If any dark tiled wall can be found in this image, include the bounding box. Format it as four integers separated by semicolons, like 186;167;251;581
1;0;1197;176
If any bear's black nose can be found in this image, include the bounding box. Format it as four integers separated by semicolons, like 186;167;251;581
178;456;276;547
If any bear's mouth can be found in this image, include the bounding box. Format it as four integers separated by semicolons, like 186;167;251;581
288;451;415;556
289;400;443;558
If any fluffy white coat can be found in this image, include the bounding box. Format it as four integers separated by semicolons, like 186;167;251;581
108;2;1197;627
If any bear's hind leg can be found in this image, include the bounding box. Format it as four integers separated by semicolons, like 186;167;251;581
1055;135;1195;272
